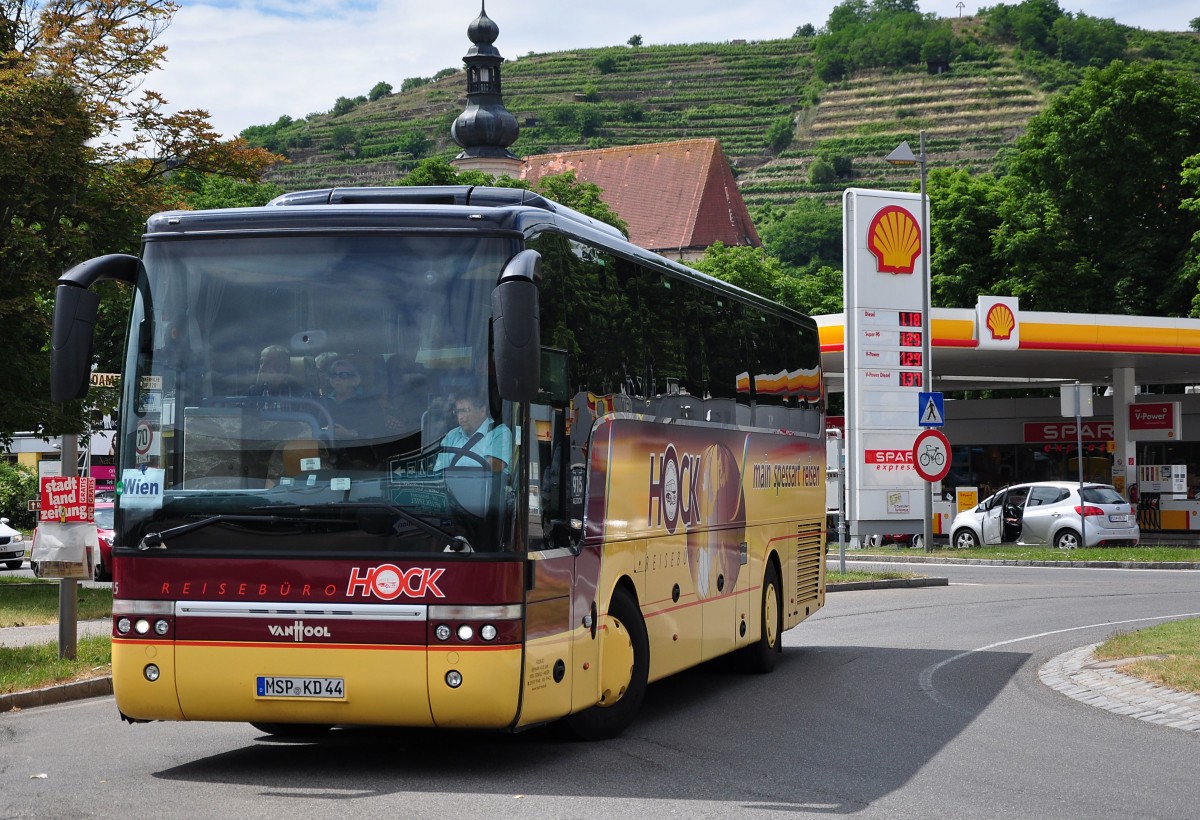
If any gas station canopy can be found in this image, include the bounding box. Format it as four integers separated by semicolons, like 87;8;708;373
817;305;1200;393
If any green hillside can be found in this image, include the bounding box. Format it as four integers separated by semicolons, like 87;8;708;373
250;19;1200;208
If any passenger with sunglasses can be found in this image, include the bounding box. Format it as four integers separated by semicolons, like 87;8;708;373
322;357;376;439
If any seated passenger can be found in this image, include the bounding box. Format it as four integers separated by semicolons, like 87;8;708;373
322;357;377;438
434;392;512;472
249;345;311;408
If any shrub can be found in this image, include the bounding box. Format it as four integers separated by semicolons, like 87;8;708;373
765;115;795;152
809;158;836;184
594;54;618;74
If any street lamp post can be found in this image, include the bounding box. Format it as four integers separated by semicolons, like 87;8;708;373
886;131;933;552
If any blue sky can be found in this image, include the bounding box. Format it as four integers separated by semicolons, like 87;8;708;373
148;1;1199;140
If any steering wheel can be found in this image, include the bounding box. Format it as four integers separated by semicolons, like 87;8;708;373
441;447;493;470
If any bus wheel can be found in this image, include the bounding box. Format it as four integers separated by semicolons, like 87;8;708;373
563;586;648;741
250;722;333;737
739;561;782;673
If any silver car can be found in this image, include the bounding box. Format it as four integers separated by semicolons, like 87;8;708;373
0;517;25;570
950;481;1139;549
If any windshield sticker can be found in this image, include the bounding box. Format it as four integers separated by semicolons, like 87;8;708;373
118;467;165;510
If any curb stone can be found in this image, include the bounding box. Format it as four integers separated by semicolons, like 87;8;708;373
1040;643;1200;733
1;677;113;713
839;554;1200;569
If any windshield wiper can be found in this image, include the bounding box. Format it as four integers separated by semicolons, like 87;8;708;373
328;501;473;553
139;513;341;549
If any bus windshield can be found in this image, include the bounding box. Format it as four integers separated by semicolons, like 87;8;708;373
115;232;521;556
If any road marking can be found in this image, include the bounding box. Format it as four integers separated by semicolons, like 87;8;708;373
918;611;1200;712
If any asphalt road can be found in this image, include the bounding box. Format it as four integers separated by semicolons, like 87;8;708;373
2;563;1197;819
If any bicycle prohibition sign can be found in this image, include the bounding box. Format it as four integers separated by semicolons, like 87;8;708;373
912;428;951;482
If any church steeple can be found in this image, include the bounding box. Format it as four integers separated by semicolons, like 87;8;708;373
450;3;522;177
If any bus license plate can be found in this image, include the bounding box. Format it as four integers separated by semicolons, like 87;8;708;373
256;676;344;699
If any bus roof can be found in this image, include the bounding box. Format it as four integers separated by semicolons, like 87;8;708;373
143;185;811;328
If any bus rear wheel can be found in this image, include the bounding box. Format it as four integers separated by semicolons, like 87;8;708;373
563;586;648;741
739;561;782;673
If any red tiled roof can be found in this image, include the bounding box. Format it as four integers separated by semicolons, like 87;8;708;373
520;138;760;254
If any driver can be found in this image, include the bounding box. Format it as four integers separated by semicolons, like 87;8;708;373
434;392;512;472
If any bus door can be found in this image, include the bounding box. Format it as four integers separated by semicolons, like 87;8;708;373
518;407;599;726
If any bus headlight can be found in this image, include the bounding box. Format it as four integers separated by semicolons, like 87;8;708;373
435;624;451;641
445;670;463;689
480;624;497;641
144;664;160;682
154;619;170;636
456;625;473;641
117;618;131;634
135;619;150;634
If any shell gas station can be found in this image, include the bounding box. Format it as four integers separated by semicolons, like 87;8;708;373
822;188;1200;542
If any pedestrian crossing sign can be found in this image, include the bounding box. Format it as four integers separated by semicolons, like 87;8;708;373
919;392;945;427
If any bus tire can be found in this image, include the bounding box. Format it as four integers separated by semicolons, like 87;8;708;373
739;560;782;673
563;586;648;741
250;722;333;737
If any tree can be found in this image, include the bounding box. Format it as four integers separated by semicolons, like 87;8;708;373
180;174;284;210
368;81;393;101
759;198;842;270
627;34;642;47
926;168;1004;307
0;1;282;444
1179;153;1200;314
998;60;1200;315
532;171;628;235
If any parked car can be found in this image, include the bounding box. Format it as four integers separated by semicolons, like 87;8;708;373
27;503;115;581
0;517;25;570
950;481;1138;549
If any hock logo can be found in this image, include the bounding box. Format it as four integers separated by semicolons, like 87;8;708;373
348;565;446;600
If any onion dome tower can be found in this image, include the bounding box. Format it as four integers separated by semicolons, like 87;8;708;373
450;3;522;177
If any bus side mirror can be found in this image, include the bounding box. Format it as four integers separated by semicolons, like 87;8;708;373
51;284;100;402
51;254;141;402
492;250;541;404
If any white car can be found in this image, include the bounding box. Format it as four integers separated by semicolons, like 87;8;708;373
0;517;25;570
950;481;1139;550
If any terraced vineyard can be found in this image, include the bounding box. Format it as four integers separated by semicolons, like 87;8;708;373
260;37;1045;208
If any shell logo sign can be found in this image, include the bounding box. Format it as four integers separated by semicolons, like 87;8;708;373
985;302;1015;340
866;205;921;274
976;295;1020;350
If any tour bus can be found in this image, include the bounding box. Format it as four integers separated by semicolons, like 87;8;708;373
51;186;826;739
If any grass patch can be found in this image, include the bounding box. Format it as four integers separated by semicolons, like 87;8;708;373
828;569;920;583
1094;618;1200;695
0;635;112;694
864;546;1200;563
0;577;113;627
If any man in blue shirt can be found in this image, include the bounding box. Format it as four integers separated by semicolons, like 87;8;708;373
435;393;512;472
